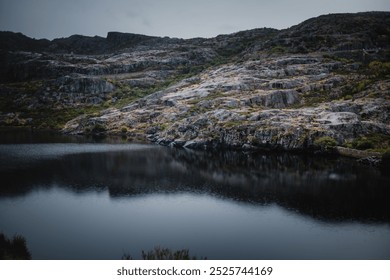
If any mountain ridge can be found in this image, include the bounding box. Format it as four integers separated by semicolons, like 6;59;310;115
1;11;389;55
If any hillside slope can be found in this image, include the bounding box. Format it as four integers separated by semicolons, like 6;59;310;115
0;12;389;153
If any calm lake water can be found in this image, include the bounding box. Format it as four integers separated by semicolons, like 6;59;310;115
0;129;390;259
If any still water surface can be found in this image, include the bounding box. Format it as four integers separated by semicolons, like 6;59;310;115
0;130;389;259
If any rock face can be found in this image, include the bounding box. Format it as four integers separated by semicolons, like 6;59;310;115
253;12;390;56
1;12;390;152
62;52;390;151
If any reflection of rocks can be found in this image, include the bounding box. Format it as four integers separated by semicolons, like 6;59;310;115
1;145;389;223
357;156;382;166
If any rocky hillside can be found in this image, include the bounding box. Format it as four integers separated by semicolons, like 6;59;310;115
0;12;389;154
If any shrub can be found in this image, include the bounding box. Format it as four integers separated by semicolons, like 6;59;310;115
120;126;128;134
368;61;390;77
269;45;287;54
343;95;353;100
91;123;106;133
350;134;390;151
0;233;31;260
314;136;338;149
122;246;206;260
354;138;374;150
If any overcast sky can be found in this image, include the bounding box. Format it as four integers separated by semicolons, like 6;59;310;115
0;0;389;40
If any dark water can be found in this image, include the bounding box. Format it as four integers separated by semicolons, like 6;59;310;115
0;129;389;259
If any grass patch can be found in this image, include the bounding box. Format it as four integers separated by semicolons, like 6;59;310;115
4;80;45;93
203;91;225;101
323;54;354;64
19;106;105;129
289;90;331;108
345;133;390;151
222;120;245;129
269;45;287;54
368;61;390;78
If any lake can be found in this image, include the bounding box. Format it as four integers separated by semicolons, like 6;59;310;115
0;129;389;259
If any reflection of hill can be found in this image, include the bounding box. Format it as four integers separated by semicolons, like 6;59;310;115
1;145;389;223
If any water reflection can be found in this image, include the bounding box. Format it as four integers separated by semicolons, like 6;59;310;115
1;143;389;223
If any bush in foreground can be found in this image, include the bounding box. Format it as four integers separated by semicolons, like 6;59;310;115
0;233;31;260
314;136;338;150
122;246;206;260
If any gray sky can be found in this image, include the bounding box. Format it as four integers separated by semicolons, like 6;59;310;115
0;0;389;40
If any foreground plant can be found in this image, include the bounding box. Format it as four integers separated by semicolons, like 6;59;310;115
122;246;206;260
0;233;31;260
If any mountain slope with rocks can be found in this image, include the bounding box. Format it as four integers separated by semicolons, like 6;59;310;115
0;12;389;155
